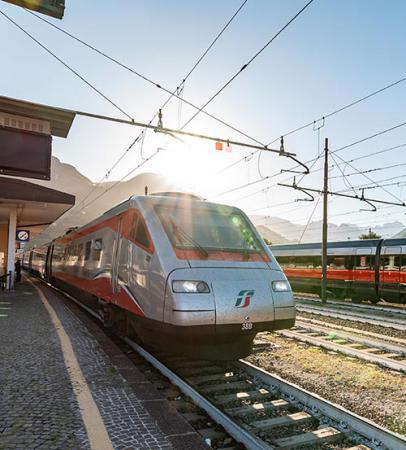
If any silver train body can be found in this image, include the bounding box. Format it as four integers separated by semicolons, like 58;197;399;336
25;194;295;360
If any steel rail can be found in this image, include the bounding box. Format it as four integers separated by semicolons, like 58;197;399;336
295;296;406;317
277;328;406;374
124;339;272;450
293;321;406;354
296;305;406;331
238;360;406;450
296;316;406;346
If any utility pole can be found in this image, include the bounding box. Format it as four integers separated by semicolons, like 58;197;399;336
321;138;329;303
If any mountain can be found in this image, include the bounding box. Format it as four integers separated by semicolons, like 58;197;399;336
255;225;292;244
392;228;406;238
25;156;181;246
250;215;405;244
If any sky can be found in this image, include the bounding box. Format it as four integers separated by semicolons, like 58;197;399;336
1;0;406;230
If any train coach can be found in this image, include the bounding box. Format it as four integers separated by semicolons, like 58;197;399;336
23;193;295;360
271;239;406;304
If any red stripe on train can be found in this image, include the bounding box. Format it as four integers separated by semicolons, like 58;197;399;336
53;271;145;317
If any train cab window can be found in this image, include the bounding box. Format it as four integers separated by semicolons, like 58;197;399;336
93;239;103;262
135;219;150;249
84;241;92;261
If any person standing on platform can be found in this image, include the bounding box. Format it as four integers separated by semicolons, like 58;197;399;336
15;259;21;283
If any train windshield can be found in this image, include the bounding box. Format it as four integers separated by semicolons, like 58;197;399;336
155;205;266;254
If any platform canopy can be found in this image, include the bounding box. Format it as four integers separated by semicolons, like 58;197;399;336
0;95;75;138
0;96;76;180
0;177;75;234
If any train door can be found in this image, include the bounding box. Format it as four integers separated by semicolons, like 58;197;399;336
128;212;153;310
379;247;401;302
45;244;53;280
112;215;123;299
401;254;406;302
352;248;376;300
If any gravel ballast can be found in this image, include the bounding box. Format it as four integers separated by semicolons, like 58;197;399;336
246;333;406;435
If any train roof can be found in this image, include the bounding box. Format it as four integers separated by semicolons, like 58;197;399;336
271;237;406;251
55;194;245;242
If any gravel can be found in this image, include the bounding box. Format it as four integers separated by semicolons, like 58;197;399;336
245;333;406;435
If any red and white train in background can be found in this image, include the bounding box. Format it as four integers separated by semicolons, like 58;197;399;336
271;239;406;304
23;193;295;360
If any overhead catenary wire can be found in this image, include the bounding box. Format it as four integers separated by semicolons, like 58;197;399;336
63;1;250;213
337;174;406;193
177;0;315;134
0;8;133;121
24;2;266;146
212;120;406;201
217;74;406;176
297;195;321;243
329;152;358;195
249;142;406;204
332;153;405;203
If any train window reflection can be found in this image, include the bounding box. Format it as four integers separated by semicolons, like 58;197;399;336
93;239;103;263
135;219;150;249
84;241;92;261
276;255;321;268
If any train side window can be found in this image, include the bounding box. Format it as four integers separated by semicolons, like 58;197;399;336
84;241;92;261
381;255;400;270
355;255;373;269
401;255;406;271
295;256;321;268
276;256;290;265
327;256;345;269
93;239;103;262
135;219;150;249
345;256;354;269
78;243;84;263
130;212;139;241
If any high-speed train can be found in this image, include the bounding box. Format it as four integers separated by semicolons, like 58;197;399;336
23;193;295;360
271;239;406;304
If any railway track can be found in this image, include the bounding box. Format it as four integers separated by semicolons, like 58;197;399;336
295;304;406;331
41;277;406;450
131;343;405;450
276;322;406;374
295;296;406;319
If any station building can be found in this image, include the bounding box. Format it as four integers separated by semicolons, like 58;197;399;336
0;96;76;288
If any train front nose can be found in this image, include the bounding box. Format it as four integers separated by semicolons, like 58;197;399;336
166;268;284;360
211;276;275;331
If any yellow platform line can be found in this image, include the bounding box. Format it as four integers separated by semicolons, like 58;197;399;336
27;278;113;450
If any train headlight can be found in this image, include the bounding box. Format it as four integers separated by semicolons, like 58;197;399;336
272;280;291;292
172;280;210;293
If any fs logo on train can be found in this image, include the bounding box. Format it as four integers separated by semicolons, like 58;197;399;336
235;290;255;308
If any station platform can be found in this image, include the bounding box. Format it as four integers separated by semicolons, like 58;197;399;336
0;276;209;450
